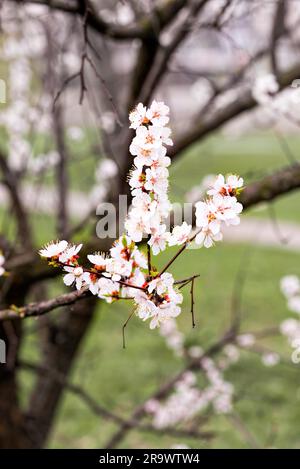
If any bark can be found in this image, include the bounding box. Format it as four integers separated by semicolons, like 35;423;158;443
0;280;32;448
0;325;32;448
26;295;98;448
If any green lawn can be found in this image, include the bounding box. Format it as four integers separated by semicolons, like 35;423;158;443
3;130;300;448
20;243;300;449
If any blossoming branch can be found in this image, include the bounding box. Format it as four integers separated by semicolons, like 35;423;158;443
39;101;244;336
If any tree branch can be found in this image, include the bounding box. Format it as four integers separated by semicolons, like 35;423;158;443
0;288;90;321
169;63;300;159
10;0;187;40
270;0;286;77
140;0;209;104
20;359;214;441
0;151;33;250
239;163;300;210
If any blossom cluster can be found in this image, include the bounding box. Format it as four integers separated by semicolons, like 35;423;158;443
280;276;300;359
280;275;300;314
126;101;191;254
252;74;300;123
39;235;182;329
147;322;279;430
89;158;118;206
194;174;243;248
39;101;244;331
280;318;300;357
145;359;234;429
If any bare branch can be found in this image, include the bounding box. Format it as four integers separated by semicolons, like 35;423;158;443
20;359;214;442
140;0;209;104
0;151;33;250
169;63;300;160
239;163;300;210
270;0;286;77
10;0;187;40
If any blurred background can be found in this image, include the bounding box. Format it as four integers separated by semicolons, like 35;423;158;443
1;0;300;449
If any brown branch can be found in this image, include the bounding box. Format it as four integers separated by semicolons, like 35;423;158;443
20;359;213;442
270;0;286;78
239;163;300;210
169;62;300;160
53;104;69;238
140;0;209;104
0;288;90;321
0;151;33;250
10;0;187;40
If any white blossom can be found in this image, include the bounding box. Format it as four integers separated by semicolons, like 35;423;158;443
87;253;107;269
288;296;300;315
96;158;118;180
236;334;255;348
146;100;170;127
207;174;244;198
98;277;120;303
39;240;68;258
67;126;84;141
167;222;192;246
280;275;300;298
148;273;174;296
129;103;148;129
0;253;5;277
195;224;223;248
262;352;280;367
59;244;82;264
63;266;84;290
148;224;168;255
252;74;279;106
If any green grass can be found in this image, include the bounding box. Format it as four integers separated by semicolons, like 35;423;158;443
30;244;299;449
5;130;300;448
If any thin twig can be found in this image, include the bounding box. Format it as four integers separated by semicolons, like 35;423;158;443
159;231;200;276
122;310;135;349
190;276;195;328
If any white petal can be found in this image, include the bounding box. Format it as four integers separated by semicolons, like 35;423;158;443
63;273;75;286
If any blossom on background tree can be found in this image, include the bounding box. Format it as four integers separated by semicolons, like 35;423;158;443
280;275;300;360
39;101;244;336
252;74;300;126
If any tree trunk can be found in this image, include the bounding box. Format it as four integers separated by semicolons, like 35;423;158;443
0;278;33;448
27;296;98;448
